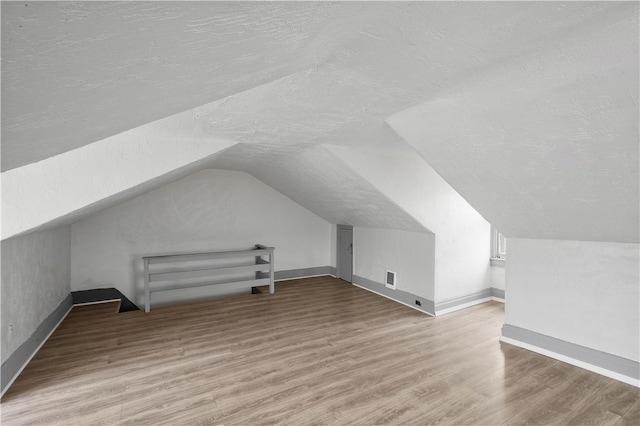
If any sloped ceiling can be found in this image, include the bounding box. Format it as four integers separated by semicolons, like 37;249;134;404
2;2;638;243
387;4;639;243
211;144;428;233
1;1;342;170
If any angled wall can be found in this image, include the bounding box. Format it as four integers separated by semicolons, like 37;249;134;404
1;108;236;240
326;144;491;305
1;226;72;393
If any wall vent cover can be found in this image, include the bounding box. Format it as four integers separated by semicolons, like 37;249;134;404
385;270;397;290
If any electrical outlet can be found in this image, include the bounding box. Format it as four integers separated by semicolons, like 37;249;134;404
8;323;13;335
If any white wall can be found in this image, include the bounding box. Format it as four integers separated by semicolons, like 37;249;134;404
1;226;71;364
490;265;505;291
70;169;332;307
353;227;435;301
327;145;490;302
505;238;640;362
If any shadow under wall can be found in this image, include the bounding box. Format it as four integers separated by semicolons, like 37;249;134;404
71;288;139;312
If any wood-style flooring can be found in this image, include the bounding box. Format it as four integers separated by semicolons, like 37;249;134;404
1;276;638;425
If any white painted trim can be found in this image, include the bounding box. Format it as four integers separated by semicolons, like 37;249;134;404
500;336;640;388
491;296;505;303
0;305;73;398
352;282;435;317
435;297;492;316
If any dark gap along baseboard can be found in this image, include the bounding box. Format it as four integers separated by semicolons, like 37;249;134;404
71;288;139;312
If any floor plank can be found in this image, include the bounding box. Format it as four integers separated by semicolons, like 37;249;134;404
1;277;638;425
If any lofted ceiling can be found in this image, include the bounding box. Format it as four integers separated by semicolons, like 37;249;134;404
2;1;638;243
211;144;428;233
388;2;639;242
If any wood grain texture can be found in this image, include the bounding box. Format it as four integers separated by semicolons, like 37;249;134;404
1;277;638;425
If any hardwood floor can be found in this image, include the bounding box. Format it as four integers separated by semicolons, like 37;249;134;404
1;276;638;425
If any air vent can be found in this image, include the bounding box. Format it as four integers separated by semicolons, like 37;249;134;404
385;270;397;290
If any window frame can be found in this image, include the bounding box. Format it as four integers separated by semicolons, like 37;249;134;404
490;227;506;266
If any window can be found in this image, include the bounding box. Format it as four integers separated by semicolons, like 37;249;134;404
491;227;506;265
497;231;506;259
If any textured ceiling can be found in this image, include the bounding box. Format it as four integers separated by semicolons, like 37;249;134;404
1;1;342;170
3;1;618;170
388;3;639;242
2;1;638;243
212;144;428;233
